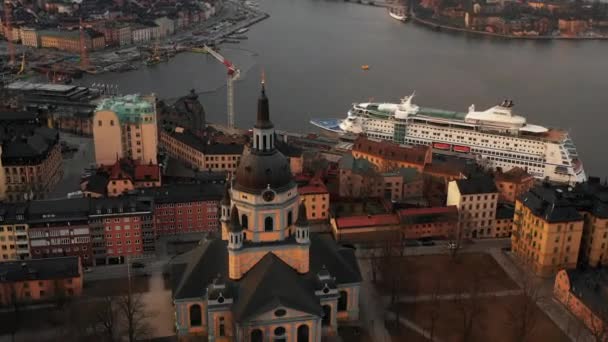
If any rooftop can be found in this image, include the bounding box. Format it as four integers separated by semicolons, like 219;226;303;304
0;256;80;282
352;136;430;166
566;268;608;319
398;206;458;225
95;94;155;123
496;203;515;220
338;153;377;175
298;178;329;195
495;167;534;183
335;213;399;229
455;176;498;195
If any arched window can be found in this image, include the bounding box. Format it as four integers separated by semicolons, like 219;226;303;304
219;317;225;336
265;217;273;232
322;305;331;326
189;304;202;326
297;325;310;342
241;214;248;229
274;327;286;342
251;329;263;342
338;290;348;312
255;135;259;149
288;211;293;226
263;135;267;151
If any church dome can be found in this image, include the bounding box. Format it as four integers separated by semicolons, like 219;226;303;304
233;82;294;193
234;147;294;193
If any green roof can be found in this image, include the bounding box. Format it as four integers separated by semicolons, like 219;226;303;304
416;107;467;121
95;95;154;123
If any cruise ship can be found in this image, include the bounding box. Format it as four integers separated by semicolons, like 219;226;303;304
310;94;586;184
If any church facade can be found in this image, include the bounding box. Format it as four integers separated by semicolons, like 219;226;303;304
171;83;362;342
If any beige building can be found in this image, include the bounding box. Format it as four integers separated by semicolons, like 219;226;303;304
447;177;498;239
0;204;29;261
93;94;158;166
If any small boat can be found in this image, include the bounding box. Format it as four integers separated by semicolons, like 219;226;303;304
235;28;249;34
361;65;370;70
389;8;408;22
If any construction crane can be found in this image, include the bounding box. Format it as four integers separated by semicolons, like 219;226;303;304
203;45;240;129
79;17;90;71
3;1;15;66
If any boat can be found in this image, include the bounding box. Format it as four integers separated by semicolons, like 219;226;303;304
310;94;587;184
361;65;370;70
235;28;249;34
388;7;408;22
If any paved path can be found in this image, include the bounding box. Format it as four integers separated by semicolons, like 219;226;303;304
385;311;444;342
357;258;392;342
389;289;523;303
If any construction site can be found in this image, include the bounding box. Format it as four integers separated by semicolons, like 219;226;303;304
0;0;267;87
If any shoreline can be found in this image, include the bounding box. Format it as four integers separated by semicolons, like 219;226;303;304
410;13;608;40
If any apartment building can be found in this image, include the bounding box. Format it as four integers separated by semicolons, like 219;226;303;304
447;177;499;239
0;204;29;261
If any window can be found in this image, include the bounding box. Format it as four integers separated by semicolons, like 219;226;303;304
251;329;263;342
241;215;248;229
265;217;273;232
219;317;225;337
322;305;331;326
274;327;286;342
189;305;202;326
287;211;293;226
338;290;348;311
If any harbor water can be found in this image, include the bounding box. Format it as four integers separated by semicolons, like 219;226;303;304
80;0;608;176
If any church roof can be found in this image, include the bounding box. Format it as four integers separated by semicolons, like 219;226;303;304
228;206;243;232
170;234;362;320
233;253;322;321
234;147;294;193
295;202;308;226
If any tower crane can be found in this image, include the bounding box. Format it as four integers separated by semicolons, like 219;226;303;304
203;45;240;129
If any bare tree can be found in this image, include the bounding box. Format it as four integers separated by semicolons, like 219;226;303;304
428;276;442;341
455;272;484;342
117;291;151;342
504;273;543;342
94;296;120;342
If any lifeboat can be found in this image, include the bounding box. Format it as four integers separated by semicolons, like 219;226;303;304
361;65;370;70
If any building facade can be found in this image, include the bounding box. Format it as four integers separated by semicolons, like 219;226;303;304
171;84;361;341
298;177;330;222
494;167;535;203
93;94;158;166
447;177;499;239
2;127;63;203
0;257;82;305
512;186;584;277
351;136;432;172
398;206;459;240
0;204;29;261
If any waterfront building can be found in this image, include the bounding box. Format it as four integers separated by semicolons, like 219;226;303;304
171;84;361;340
154;17;175;38
81;158;161;197
351;136;432;173
39;29;105;53
0;256;82;305
27;198;93;266
135;183;223;237
2;126;63;202
159;128;243;174
0;204;29;261
447;176;499;239
298;177;330;222
88;197;154;265
494;167;535;203
93;94;158;166
19;27;40;48
131;24;158;44
554;269;608;337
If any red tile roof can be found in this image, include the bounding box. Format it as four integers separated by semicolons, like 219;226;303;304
423;163;466;177
101;158;160;182
335;214;399;229
298;178;329;195
397;206;458;218
495;167;534;183
352;136;430;166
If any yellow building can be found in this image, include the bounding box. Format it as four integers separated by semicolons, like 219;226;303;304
159;128;243;174
512;186;584;277
582;214;608;267
171;84;361;342
447;177;498;239
0;204;29;261
298;177;330;222
93;94;158;166
19;27;40;48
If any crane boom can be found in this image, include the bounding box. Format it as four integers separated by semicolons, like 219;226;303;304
203;45;240;128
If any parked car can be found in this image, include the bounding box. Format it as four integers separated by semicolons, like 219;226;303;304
131;262;145;269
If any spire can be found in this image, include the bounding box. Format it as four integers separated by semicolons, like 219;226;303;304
296;202;308;226
229;205;242;232
255;75;273;129
221;183;231;205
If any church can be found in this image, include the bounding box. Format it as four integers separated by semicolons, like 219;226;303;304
171;82;362;342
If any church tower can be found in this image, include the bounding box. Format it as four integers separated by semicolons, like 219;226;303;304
226;81;309;280
220;183;231;240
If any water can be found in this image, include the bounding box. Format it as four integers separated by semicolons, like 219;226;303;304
81;0;608;176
